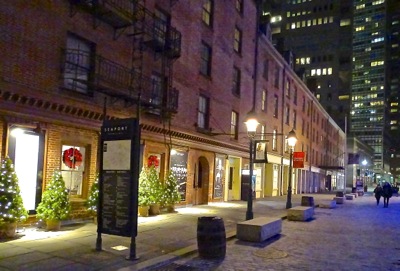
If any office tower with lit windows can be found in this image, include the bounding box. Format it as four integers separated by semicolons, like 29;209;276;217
351;0;399;180
265;0;353;132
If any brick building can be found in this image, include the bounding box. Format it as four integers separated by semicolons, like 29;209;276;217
0;0;345;219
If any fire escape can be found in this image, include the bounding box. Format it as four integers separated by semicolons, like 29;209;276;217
66;0;181;119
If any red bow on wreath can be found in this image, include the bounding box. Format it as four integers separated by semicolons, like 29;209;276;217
147;155;159;168
63;148;83;169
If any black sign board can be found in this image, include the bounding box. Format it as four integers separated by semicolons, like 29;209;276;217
99;118;140;237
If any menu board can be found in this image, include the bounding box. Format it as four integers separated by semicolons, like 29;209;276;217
101;170;132;236
170;150;188;201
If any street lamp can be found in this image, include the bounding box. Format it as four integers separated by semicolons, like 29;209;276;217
244;110;259;220
286;129;297;209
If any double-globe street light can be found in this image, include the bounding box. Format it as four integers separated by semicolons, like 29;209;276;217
285;129;297;209
244;112;298;219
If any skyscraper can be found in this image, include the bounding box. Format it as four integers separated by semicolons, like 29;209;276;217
351;0;399;180
266;0;353;132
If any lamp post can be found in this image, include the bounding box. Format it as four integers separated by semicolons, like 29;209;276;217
244;111;259;220
286;129;297;209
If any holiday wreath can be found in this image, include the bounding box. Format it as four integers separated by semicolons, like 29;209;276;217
147;155;160;168
63;148;83;168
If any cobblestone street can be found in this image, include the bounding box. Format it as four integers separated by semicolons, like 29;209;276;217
158;193;400;271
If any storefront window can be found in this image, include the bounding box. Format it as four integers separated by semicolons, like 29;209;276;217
214;155;225;199
61;145;85;196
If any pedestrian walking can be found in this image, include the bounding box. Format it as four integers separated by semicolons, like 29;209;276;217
382;182;393;208
373;184;383;206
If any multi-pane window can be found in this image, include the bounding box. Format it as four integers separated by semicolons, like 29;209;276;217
200;42;212;76
261;90;267;111
301;118;305;135
293;110;297;129
64;33;94;95
235;0;243;13
150;74;162;113
274;95;279;118
154;9;169;46
263;59;269;80
302;96;306;112
234;27;242;53
202;0;213;27
232;67;241;96
272;129;277;151
61;145;85;197
274;66;280;87
285;79;290;98
198;95;210;130
285;104;290;124
230;111;239;140
294;87;298;104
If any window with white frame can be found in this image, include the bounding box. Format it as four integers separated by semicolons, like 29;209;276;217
198;95;210;130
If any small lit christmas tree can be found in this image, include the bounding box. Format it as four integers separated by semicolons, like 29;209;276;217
85;174;99;216
36;171;71;221
138;168;151;207
163;171;181;210
0;157;28;225
147;166;163;206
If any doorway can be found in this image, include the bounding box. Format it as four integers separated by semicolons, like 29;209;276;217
8;127;44;214
193;156;209;205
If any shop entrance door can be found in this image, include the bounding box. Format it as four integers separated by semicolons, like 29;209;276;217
8;128;44;214
193;157;209;205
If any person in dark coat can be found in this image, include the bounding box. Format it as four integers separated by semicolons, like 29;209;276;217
373;184;383;206
382;182;393;208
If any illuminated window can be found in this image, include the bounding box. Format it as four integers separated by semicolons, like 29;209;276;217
231;111;239;139
234;27;242;53
202;0;213;26
61;145;86;197
340;19;351;26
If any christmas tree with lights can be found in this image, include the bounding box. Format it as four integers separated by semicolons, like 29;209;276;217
162;171;181;209
36;171;71;221
0;157;28;225
85;174;99;216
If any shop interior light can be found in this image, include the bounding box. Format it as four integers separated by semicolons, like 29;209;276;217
11;128;24;137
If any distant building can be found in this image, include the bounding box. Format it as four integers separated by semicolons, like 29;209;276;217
351;0;400;181
266;0;353;133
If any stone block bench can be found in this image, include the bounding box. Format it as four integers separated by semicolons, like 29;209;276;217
287;206;314;221
345;194;355;200
351;192;358;198
318;200;336;209
237;217;282;242
334;197;345;204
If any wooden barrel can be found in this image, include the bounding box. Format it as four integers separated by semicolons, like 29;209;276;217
301;196;315;207
197;216;226;259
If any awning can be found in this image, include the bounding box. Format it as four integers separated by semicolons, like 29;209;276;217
318;165;345;170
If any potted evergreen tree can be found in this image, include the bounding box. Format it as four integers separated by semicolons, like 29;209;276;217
36;171;71;231
85;174;99;223
147;166;163;215
162;171;181;213
0;157;28;238
138;167;151;217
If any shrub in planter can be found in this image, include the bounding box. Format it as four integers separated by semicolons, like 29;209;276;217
36;171;71;230
138;167;152;217
85;174;99;218
138;166;163;215
162;171;181;212
0;157;28;238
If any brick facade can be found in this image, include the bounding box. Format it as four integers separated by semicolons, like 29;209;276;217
0;1;346;221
